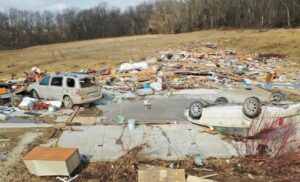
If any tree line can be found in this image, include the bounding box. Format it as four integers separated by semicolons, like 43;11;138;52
0;0;299;50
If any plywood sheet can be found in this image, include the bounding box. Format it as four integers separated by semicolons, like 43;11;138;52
23;147;78;161
138;169;185;182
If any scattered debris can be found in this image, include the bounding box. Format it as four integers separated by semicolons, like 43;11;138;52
0;41;300;181
56;175;79;182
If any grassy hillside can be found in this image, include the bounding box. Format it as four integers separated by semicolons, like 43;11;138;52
0;29;299;79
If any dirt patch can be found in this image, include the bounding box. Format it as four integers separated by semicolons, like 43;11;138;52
0;128;58;182
77;107;103;117
0;129;28;152
38;115;58;124
287;93;300;102
0;132;42;177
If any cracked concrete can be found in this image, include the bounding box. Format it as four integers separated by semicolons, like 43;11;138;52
58;124;238;161
99;87;271;123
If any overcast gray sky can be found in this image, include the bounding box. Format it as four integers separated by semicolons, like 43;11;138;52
0;0;148;12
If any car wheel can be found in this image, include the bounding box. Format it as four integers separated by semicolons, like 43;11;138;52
214;97;229;106
269;92;287;103
82;103;91;108
0;98;4;105
63;96;74;109
189;101;203;119
243;97;262;118
31;90;39;99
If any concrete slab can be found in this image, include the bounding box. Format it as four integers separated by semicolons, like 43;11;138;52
0;123;51;128
58;124;238;162
0;117;51;128
99;87;270;123
99;97;194;122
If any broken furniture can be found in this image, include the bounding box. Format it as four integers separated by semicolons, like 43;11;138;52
23;147;81;176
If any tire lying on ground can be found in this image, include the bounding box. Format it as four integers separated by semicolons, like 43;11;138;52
269;92;287;103
189;101;204;119
243;97;262;119
214;97;229;106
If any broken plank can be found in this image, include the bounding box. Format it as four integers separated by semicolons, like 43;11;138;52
0;139;11;142
187;175;216;182
138;169;185;182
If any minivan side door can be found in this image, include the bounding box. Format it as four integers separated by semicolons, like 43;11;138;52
37;76;51;98
49;76;64;101
65;77;77;98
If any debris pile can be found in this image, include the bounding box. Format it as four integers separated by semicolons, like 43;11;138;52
0;41;300;181
94;41;298;97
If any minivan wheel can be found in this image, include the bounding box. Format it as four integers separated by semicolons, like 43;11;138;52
189;101;203;120
63;96;74;109
243;97;262;118
31;90;39;99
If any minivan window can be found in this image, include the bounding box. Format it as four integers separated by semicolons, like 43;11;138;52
80;77;96;88
51;77;63;87
39;76;50;86
67;78;75;88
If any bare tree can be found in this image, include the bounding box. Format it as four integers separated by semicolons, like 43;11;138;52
0;0;300;50
280;0;292;27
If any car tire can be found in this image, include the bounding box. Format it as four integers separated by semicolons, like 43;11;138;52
189;101;203;119
82;103;91;108
63;96;74;109
243;97;262;118
31;90;39;99
214;97;229;106
269;92;287;103
0;98;4;105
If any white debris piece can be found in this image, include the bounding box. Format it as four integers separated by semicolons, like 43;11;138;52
45;101;62;108
19;97;38;107
119;62;148;72
150;82;162;91
0;114;9;121
136;88;154;96
31;67;42;74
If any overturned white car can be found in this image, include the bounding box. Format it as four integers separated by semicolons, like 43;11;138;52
185;93;300;137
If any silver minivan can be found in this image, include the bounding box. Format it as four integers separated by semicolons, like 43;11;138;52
28;73;102;108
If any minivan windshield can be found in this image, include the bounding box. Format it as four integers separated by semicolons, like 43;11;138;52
80;77;96;88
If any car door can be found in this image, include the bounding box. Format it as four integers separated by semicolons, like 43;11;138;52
49;76;64;101
65;77;77;98
36;76;51;98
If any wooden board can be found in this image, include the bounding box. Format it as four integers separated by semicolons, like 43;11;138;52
187;175;215;182
72;117;96;125
23;147;78;161
138;169;185;182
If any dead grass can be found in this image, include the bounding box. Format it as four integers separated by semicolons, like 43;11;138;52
0;128;28;152
79;144;147;182
0;128;59;182
0;29;300;79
